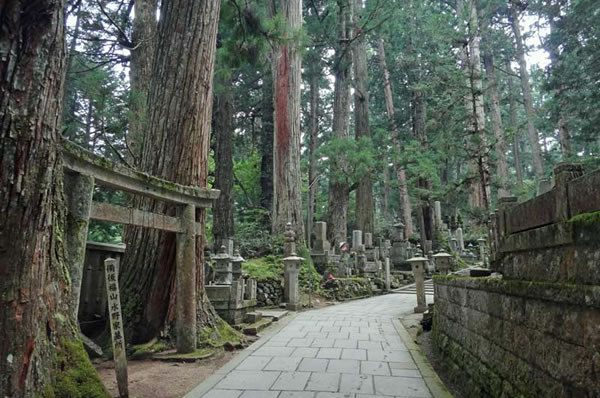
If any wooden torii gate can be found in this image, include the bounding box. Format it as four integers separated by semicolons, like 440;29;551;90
62;140;219;354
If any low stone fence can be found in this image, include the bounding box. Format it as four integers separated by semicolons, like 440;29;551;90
321;278;374;301
256;279;283;307
433;277;599;397
433;163;600;397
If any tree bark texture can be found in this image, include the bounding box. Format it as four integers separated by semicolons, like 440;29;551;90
458;0;490;211
213;76;235;247
260;60;275;230
129;0;158;162
327;0;352;245
510;5;545;184
377;38;414;235
0;1;107;396
120;0;221;345
506;58;524;189
352;0;374;234
483;51;510;198
307;64;319;244
272;0;305;240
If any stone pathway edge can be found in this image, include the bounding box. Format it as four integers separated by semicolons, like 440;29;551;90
183;312;299;398
392;319;453;398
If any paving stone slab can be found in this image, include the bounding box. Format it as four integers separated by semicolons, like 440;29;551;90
326;359;360;374
298;358;329;372
215;370;280;390
305;372;340;392
264;356;303;371
374;375;432;397
339;374;374;394
272;371;311;391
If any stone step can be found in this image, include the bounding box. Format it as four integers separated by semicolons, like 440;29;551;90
242;318;273;336
245;311;263;324
260;309;289;321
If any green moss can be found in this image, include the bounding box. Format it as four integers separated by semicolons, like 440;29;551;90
130;338;168;360
197;317;244;348
568;210;600;226
153;348;214;361
51;339;110;398
243;256;284;280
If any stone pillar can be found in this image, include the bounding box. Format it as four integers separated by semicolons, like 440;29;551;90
537;177;552;195
477;238;486;261
314;221;329;253
434;201;442;229
456;227;464;252
214;245;232;285
176;203;197;353
407;257;427;313
283;223;302;311
364;232;373;249
384;258;391;291
352;230;363;251
553;163;585;222
450;238;458;252
64;172;94;317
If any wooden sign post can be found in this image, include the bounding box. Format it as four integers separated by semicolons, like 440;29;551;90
104;257;128;397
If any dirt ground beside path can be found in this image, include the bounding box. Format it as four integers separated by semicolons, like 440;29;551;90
96;351;235;398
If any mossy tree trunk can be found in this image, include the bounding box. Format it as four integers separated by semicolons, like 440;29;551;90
119;0;222;345
0;1;107;396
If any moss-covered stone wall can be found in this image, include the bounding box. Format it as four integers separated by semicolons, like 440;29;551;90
432;276;600;397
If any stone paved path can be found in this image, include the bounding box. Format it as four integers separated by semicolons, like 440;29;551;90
186;292;445;398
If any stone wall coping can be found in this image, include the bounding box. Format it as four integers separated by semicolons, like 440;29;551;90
433;275;600;309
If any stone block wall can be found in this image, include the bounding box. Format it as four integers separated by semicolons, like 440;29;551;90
256;278;283;307
433;164;600;398
433;277;600;397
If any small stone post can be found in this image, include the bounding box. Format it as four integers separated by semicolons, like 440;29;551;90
283;223;302;311
406;256;428;313
104;258;128;397
364;233;373;249
477;238;486;262
176;203;197;353
456;227;464;252
434;201;442;229
384;258;391;291
352;230;363;251
64;172;95;317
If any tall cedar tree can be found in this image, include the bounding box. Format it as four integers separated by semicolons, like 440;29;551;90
119;0;222;344
272;0;305;239
0;1;107;396
327;0;353;244
352;0;375;234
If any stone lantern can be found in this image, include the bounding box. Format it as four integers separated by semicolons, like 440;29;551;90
432;251;453;274
231;248;245;281
393;221;405;241
214;245;232;285
406;256;428;313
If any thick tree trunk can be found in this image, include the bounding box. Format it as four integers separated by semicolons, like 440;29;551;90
461;0;491;211
0;1;107;396
260;65;275;230
483;51;510;198
120;0;221;345
307;66;319;244
506;58;524;189
213;76;235;247
327;0;352;245
377;37;413;234
510;6;545;185
352;0;374;234
272;0;305;240
128;0;158;162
